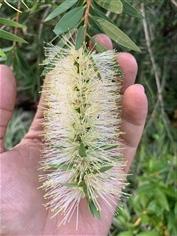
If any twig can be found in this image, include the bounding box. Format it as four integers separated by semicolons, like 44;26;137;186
141;3;176;151
84;0;92;38
20;0;29;9
13;1;21;48
38;5;50;40
170;0;177;8
141;3;164;114
145;66;166;131
4;0;22;13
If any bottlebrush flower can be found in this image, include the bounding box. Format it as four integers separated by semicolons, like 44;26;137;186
39;41;127;226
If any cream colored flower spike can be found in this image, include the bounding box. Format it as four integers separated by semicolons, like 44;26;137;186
39;42;126;226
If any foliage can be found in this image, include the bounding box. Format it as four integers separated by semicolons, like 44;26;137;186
0;0;141;100
1;0;177;235
111;116;177;236
5;109;33;149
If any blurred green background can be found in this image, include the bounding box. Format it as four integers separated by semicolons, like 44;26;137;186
0;1;177;235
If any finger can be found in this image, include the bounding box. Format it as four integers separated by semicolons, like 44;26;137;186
89;33;113;50
0;65;16;153
23;93;44;143
116;53;138;94
90;35;137;93
121;84;148;172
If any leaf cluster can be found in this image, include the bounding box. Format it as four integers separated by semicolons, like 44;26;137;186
0;0;142;100
44;0;141;51
112;115;177;236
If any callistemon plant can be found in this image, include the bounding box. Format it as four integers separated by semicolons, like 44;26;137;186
39;0;140;226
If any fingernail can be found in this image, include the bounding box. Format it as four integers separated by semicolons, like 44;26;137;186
134;84;145;93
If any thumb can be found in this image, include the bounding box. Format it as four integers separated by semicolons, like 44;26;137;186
0;65;16;153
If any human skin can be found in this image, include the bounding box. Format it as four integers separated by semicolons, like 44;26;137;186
0;35;148;236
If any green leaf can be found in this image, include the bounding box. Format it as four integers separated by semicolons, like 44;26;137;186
100;144;118;150
160;186;176;199
168;212;177;235
174;202;177;216
95;0;123;14
64;182;79;188
0;29;27;44
0;18;26;29
48;163;73;171
0;49;7;60
55;29;76;48
44;0;78;22
0;48;6;57
99;165;113;172
53;7;84;35
147;200;162;215
139;193;149;208
137;183;155;194
79;142;87;157
156;189;169;211
75;25;85;50
121;0;142;18
137;230;160;236
141;214;150;224
118;231;133;236
88;199;101;218
94;17;140;52
91;3;109;20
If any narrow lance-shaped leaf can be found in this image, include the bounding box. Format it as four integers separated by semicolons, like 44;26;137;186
121;0;142;18
91;2;109;20
99;144;118;150
0;18;26;29
48;163;73;171
55;29;76;48
94;17;140;52
156;189;169;211
53;7;84;35
95;0;123;14
75;25;85;50
79;142;87;157
44;0;78;22
88;199;101;218
0;29;27;44
99;165;113;172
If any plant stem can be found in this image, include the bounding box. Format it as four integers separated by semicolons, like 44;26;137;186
13;1;21;48
141;3;176;153
84;0;92;41
170;0;177;8
4;0;22;13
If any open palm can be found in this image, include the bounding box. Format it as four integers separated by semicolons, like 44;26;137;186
0;35;147;236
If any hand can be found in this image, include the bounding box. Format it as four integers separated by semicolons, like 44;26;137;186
0;35;148;236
